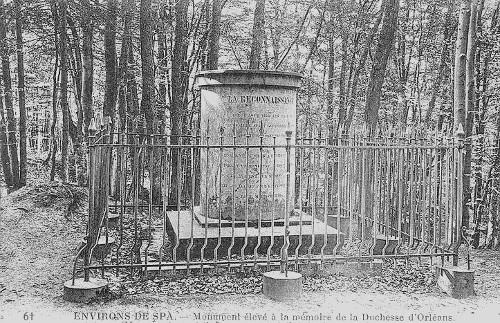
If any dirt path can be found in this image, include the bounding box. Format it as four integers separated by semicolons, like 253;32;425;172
1;184;499;323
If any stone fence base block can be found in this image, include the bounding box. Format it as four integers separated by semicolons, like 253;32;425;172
436;266;475;299
63;278;109;303
263;271;302;301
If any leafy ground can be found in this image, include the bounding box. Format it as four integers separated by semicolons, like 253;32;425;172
1;181;500;323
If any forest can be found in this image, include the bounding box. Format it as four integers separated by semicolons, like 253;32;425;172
0;0;499;248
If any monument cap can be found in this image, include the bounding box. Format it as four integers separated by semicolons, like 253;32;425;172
195;69;302;88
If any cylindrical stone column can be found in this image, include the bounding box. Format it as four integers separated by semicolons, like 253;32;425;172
195;70;302;221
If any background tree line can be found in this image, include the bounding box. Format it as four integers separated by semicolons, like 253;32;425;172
0;0;499;247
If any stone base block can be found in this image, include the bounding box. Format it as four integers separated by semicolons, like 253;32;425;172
436;266;475;299
262;271;302;301
63;278;108;303
326;216;350;234
372;237;398;255
166;210;344;259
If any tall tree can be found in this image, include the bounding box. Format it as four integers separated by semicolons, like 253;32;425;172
157;2;168;114
103;0;118;124
169;0;189;205
249;0;265;69
0;0;19;188
424;0;455;126
343;10;384;133
49;1;59;181
326;25;335;135
207;0;221;70
454;0;471;229
337;34;348;133
59;0;69;182
118;0;134;132
0;86;12;187
464;0;481;232
126;43;140;131
364;0;400;134
453;0;471;133
14;0;26;187
81;0;94;134
140;0;155;131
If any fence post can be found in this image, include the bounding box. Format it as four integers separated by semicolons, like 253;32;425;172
454;124;465;266
83;118;97;282
281;130;293;275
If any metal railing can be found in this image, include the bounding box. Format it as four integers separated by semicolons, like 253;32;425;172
73;120;464;281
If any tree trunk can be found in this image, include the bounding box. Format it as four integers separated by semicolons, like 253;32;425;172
344;11;383;133
140;0;156;132
157;3;168;114
118;0;134;132
482;0;498;248
103;0;118;125
0;88;13;186
453;0;471;230
49;1;59;181
394;6;410;129
326;31;335;135
364;0;399;134
453;0;471;133
0;0;20;188
249;0;265;69
59;0;69;182
337;34;348;133
126;43;140;131
424;1;454;126
169;0;189;206
81;0;94;134
14;0;26;187
207;0;221;70
464;0;480;236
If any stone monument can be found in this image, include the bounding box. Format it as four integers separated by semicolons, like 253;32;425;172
163;69;342;261
195;70;302;222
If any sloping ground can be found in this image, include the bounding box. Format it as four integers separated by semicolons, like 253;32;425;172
0;182;499;323
0;182;87;301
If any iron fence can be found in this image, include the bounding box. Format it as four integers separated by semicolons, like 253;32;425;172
72;120;465;281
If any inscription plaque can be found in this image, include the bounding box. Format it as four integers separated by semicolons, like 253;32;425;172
196;70;302;221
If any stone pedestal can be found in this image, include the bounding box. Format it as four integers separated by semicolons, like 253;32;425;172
165;208;344;260
63;278;108;303
195;70;302;221
436;266;475;298
262;270;302;301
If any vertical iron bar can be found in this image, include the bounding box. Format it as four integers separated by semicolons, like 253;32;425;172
281;130;292;275
241;125;250;270
307;127;317;260
228;123;236;269
382;137;392;255
130;132;140;276
145;132;154;272
81;120;97;283
187;130;197;274
359;131;367;258
454;130;465;265
201;123;210;273
214;127;224;269
254;122;264;267
293;132;300;269
321;128;328;264
116;131;126;276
